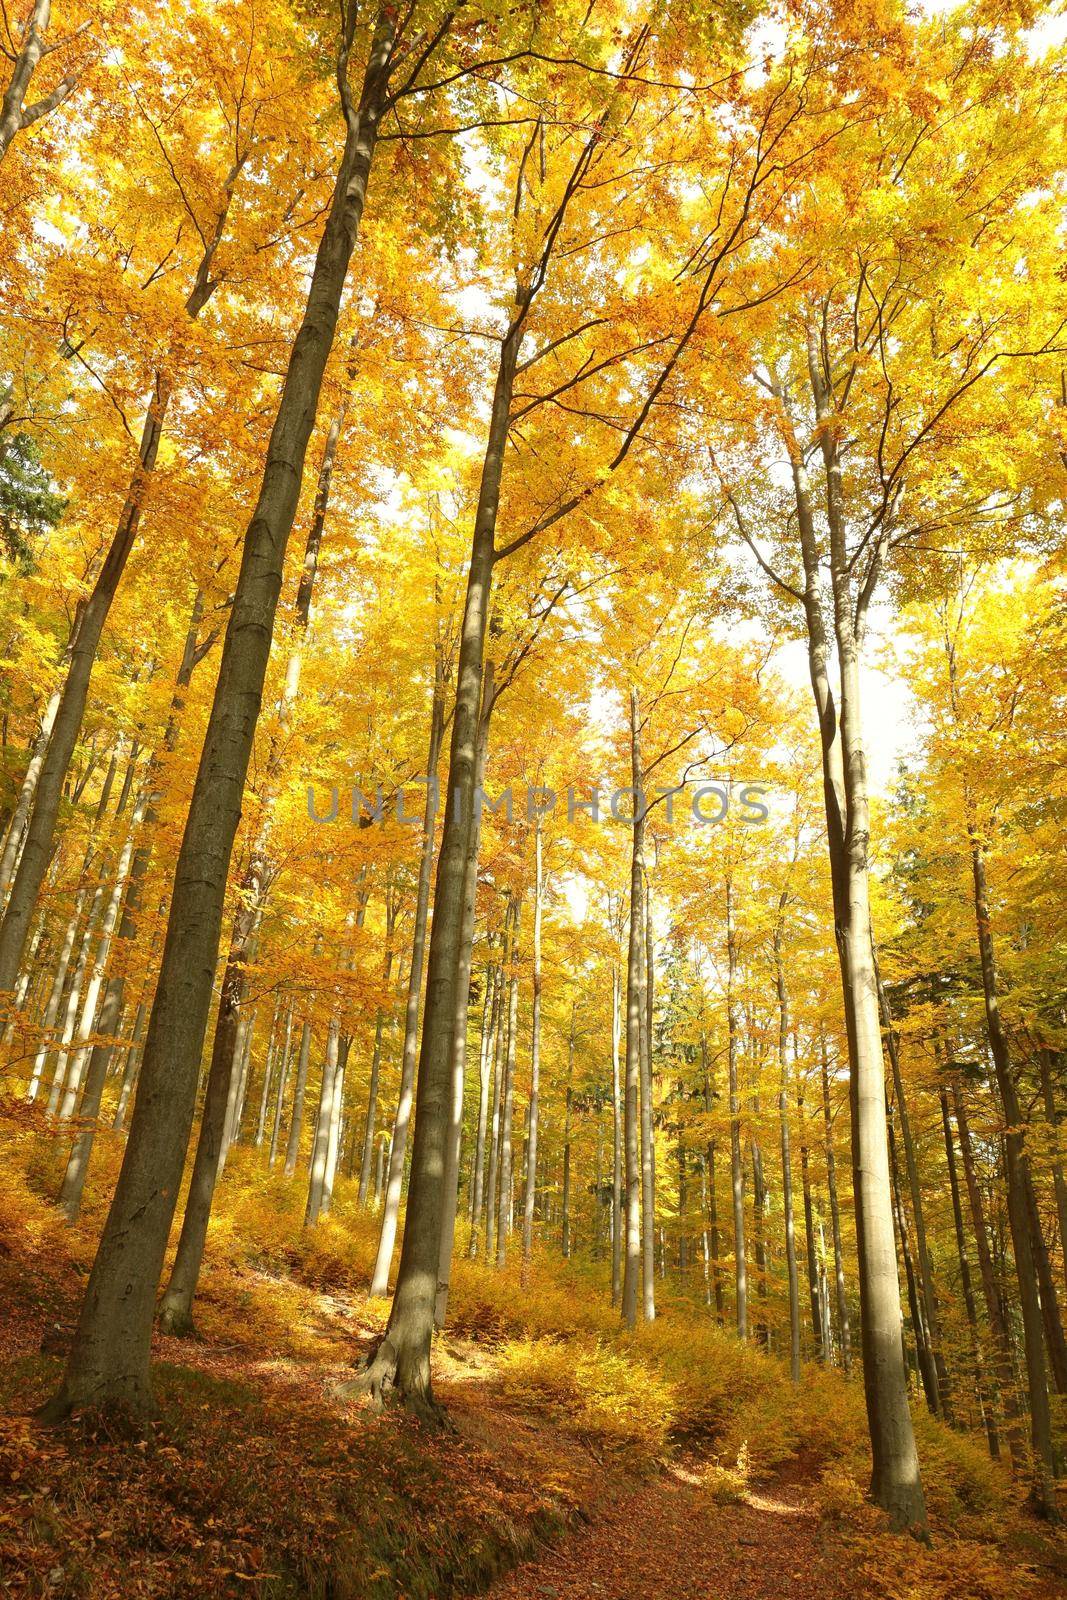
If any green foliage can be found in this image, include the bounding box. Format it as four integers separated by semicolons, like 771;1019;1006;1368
0;432;64;572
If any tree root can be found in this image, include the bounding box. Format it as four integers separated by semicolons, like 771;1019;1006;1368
36;1387;158;1436
328;1335;452;1430
156;1303;198;1339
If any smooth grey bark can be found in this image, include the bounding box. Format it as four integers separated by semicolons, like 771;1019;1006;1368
520;809;544;1278
369;675;445;1295
358;1009;386;1203
3;912;46;1045
41;12;396;1418
161;362;349;1317
675;1109;688;1282
773;921;801;1383
25;885;81;1101
726;874;746;1341
436;672;493;1323
58;795;149;1219
254;999;282;1147
702;1033;725;1325
75;591;218;1141
751;1097;768;1347
889;1106;931;1401
611;958;622;1307
940;1086;999;1459
353;80;672;1401
969;840;1059;1515
467;960;499;1258
112;999;146;1132
799;1089;823;1363
57;793;146;1126
267;1006;294;1169
0;0;86;163
157;890;265;1336
228;1003;257;1153
306;1018;341;1226
0;684;61;914
877;968;949;1416
1038;1049;1067;1304
495;899;522;1268
358;286;518;1396
820;1043;852;1377
640;871;655;1322
952;1081;1026;1469
561;1004;574;1259
47;879;104;1116
621;690;645;1330
359;892;397;1204
773;336;925;1530
156;986;254;1335
1024;1158;1067;1395
322;1034;349;1216
484;911;510;1264
284;1018;314;1178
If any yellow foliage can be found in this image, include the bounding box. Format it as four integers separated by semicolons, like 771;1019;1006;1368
496;1336;675;1463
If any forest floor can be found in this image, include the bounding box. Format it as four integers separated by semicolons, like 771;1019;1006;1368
1;1100;1065;1600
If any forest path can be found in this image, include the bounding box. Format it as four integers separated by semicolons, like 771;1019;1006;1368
480;1456;853;1600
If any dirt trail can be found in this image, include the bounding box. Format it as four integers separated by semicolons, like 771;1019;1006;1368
482;1462;853;1600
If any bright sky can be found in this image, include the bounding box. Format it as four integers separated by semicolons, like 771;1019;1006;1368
772;622;918;797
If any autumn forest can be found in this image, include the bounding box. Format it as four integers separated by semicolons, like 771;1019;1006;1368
0;0;1065;1594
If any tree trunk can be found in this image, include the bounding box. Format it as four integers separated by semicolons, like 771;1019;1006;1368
820;1044;852;1376
889;1107;936;1408
306;1018;341;1226
369;674;445;1295
57;798;146;1125
774;925;801;1382
1023;1163;1067;1395
521;810;544;1281
41;17;396;1418
495;900;522;1269
1038;1048;1067;1304
952;1080;1026;1470
322;1035;349;1216
358;302;524;1405
726;875;746;1341
436;674;494;1323
254;999;282;1148
468;961;499;1258
877;966;950;1417
562;1004;574;1260
969;840;1059;1514
112;999;146;1132
783;338;925;1529
358;893;397;1204
157;883;266;1334
621;690;645;1330
25;886;82;1102
611;958;622;1307
47;881;104;1117
283;1017;314;1178
57;795;149;1219
0;139;254;994
0;0;81;162
0;683;61;915
267;1006;294;1169
640;872;655;1323
751;1109;768;1348
702;1032;725;1325
799;1092;823;1363
940;1086;1000;1458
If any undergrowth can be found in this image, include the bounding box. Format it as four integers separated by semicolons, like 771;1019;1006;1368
1;1095;1062;1600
